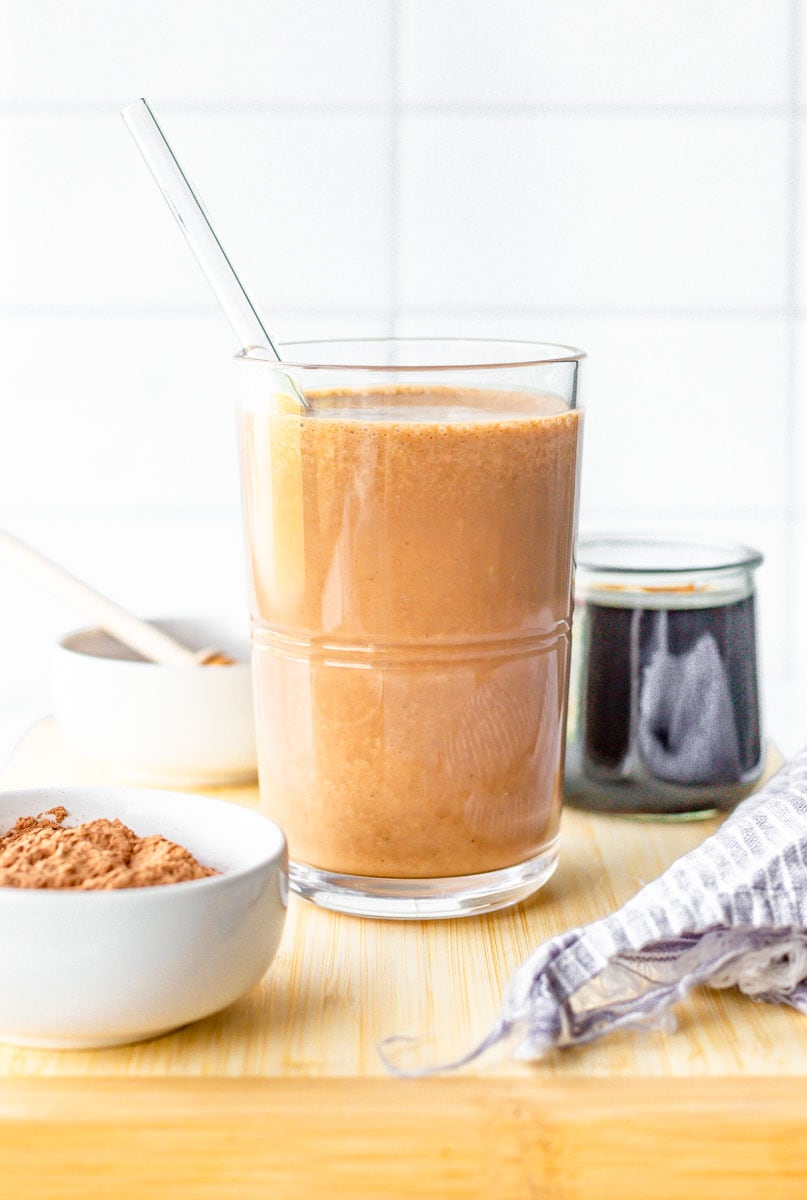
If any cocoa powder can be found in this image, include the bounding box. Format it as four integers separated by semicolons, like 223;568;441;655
0;807;217;890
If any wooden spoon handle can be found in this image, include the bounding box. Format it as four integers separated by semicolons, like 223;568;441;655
0;529;200;667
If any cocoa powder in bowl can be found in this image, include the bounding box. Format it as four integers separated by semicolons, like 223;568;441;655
0;806;217;889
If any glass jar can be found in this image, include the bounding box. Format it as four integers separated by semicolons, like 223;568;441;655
565;535;763;817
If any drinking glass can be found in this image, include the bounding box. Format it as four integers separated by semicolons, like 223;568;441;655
236;338;584;918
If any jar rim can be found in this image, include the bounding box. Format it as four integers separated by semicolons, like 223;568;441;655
576;534;763;575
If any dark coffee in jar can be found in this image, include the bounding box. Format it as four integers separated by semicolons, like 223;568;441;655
565;537;764;816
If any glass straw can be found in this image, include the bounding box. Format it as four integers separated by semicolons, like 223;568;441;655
121;97;293;375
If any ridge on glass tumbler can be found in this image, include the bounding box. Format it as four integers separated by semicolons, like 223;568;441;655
236;339;585;918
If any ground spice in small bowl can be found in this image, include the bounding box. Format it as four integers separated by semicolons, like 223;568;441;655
0;806;218;889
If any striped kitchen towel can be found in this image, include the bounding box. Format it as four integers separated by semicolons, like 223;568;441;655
382;748;807;1072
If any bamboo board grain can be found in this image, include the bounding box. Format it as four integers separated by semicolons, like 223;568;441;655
0;720;805;1199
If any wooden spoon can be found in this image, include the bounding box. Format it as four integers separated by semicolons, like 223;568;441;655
0;530;234;667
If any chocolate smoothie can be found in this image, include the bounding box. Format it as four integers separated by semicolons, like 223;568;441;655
239;385;582;879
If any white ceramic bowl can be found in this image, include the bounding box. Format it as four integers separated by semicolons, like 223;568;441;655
0;786;287;1048
52;617;257;785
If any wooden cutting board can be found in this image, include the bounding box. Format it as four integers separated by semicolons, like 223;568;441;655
0;721;805;1199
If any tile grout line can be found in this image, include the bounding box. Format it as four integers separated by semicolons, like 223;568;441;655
0;101;793;118
0;304;797;320
783;0;801;692
387;0;402;338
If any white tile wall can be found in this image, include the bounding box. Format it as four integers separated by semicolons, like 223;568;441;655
0;0;804;763
1;112;391;311
795;319;807;511
1;1;391;106
564;317;790;518
401;0;790;108
399;114;788;310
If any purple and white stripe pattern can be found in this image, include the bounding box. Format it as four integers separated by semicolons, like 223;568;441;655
502;750;807;1060
382;750;807;1073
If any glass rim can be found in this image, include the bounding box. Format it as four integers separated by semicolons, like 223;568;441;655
576;534;763;575
235;336;586;372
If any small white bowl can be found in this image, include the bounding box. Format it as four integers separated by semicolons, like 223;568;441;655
52;617;257;786
0;786;287;1048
